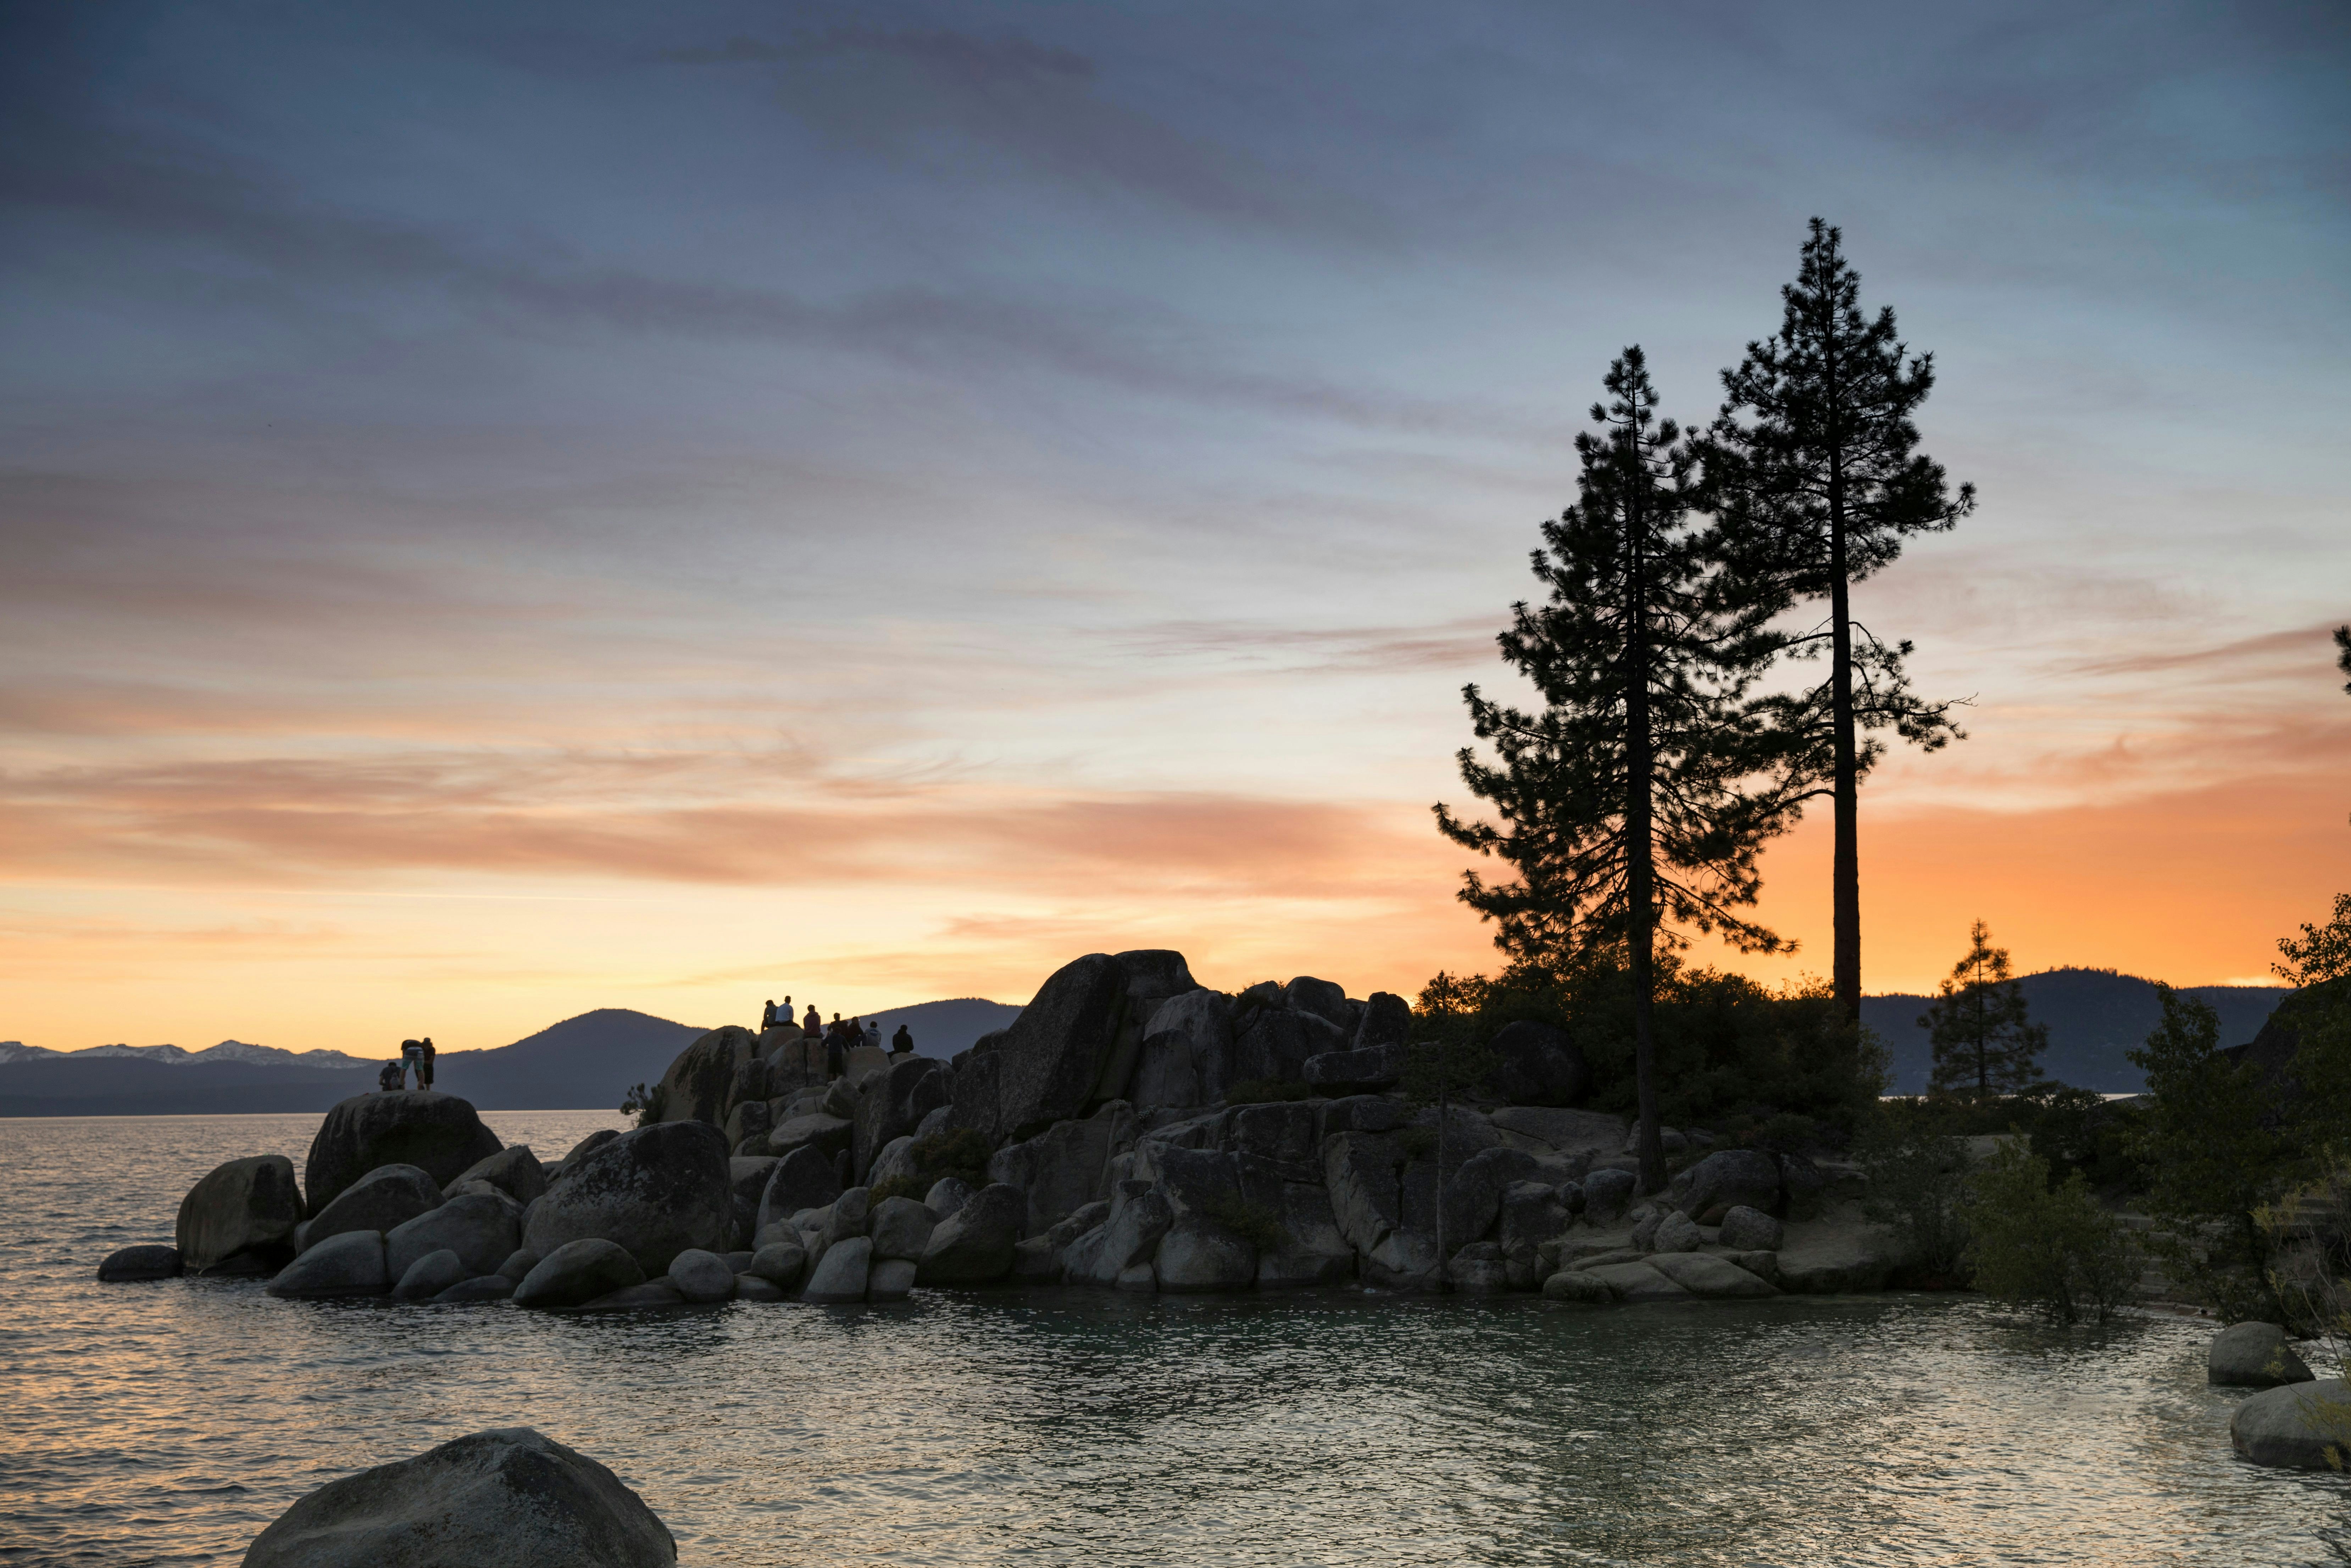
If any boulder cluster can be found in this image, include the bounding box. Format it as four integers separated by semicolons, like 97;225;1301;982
103;948;1909;1308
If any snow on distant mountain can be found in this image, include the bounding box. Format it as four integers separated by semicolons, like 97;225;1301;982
0;1039;374;1070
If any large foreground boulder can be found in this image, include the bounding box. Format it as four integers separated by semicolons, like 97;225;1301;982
522;1121;732;1273
852;1054;952;1182
177;1154;305;1273
305;1165;445;1250
242;1425;675;1567
2210;1322;2315;1388
2232;1380;2351;1469
304;1092;502;1213
757;1145;840;1232
653;1025;756;1129
1672;1149;1783;1224
1131;988;1235;1110
988;1101;1136;1236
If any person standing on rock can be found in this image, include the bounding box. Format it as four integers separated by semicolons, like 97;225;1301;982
399;1038;423;1089
825;1015;847;1081
418;1036;436;1090
891;1022;913;1056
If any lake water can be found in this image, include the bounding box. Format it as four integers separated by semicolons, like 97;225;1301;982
2;1111;2342;1566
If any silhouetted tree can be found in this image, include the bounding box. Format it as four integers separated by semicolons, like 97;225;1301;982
1707;219;1973;1027
1435;349;1805;1193
1921;919;2046;1099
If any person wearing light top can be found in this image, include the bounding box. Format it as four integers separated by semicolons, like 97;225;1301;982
863;1018;883;1053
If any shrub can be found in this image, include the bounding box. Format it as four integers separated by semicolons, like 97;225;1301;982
1857;1115;1973;1282
1202;1192;1289;1253
1961;1140;2140;1323
619;1082;665;1128
1226;1078;1314;1105
906;1127;993;1190
867;1174;926;1205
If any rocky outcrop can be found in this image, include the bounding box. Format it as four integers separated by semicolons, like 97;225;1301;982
868;1197;936;1262
386;1190;521;1280
1303;1042;1407;1094
1672;1149;1783;1224
1488;1106;1623;1159
268;1229;389;1299
951;953;1133;1143
747;1241;808;1291
522;1121;732;1272
1774;1220;1904;1294
1132;988;1234;1110
98;1244;182;1281
242;1426;676;1567
514;1238;646;1309
443;1145;546;1206
305;1165;444;1250
177;1154;305;1273
1065;1181;1175;1286
765;1113;852;1162
2231;1380;2351;1469
654;1025;757;1128
1482;1021;1589;1106
2210;1322;2315;1388
303;1092;502;1213
1717;1205;1783;1252
1647;1252;1777;1298
758;1146;840;1231
1581;1167;1637;1224
1155;1213;1256;1291
1256;1182;1354;1287
989;1101;1135;1236
853;1055;951;1182
915;1183;1025;1284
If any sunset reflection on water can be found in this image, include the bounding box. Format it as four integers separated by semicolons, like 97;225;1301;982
2;1112;2343;1566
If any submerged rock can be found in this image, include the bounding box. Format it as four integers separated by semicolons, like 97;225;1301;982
2210;1322;2315;1388
242;1426;675;1567
2231;1379;2351;1469
98;1244;182;1281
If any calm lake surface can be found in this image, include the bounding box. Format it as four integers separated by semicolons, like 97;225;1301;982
2;1111;2342;1566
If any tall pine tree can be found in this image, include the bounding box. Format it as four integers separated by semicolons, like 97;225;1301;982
1435;349;1804;1193
1707;219;1973;1027
1921;919;2046;1098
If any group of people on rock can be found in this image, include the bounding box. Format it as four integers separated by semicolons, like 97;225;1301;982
377;1037;435;1092
758;995;914;1082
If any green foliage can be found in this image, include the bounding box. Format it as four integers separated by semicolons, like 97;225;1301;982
1961;1141;2140;1323
2127;987;2297;1323
620;1082;665;1128
2275;891;2351;988
1201;1192;1290;1253
2027;1085;2146;1197
1857;1112;1973;1281
1396;974;1499;1106
1922;920;2048;1100
1225;1078;1314;1105
866;1174;926;1205
902;1127;993;1192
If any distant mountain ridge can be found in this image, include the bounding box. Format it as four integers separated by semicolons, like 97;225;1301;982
0;1039;374;1070
0;998;1019;1116
1861;967;2290;1095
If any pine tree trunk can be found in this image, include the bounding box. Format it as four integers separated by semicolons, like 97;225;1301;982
1829;448;1861;1028
1627;496;1665;1197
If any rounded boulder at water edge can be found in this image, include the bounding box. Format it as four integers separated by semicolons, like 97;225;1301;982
1651;1211;1704;1255
747;1241;808;1290
1542;1269;1613;1304
433;1274;517;1303
1154;1214;1256;1292
521;1120;733;1273
392;1248;471;1301
915;1183;1028;1285
267;1229;389;1299
513;1238;646;1310
304;1165;444;1251
176;1154;304;1274
98;1244;182;1281
1580;1167;1638;1225
303;1091;502;1214
803;1236;873;1303
241;1425;676;1568
758;1144;842;1232
734;1274;786;1302
1673;1149;1783;1225
384;1190;521;1281
2209;1322;2315;1388
666;1248;736;1303
868;1196;937;1262
868;1258;917;1301
2231;1379;2351;1469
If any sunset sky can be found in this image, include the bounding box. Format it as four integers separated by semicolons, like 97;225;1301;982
4;2;2347;1055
